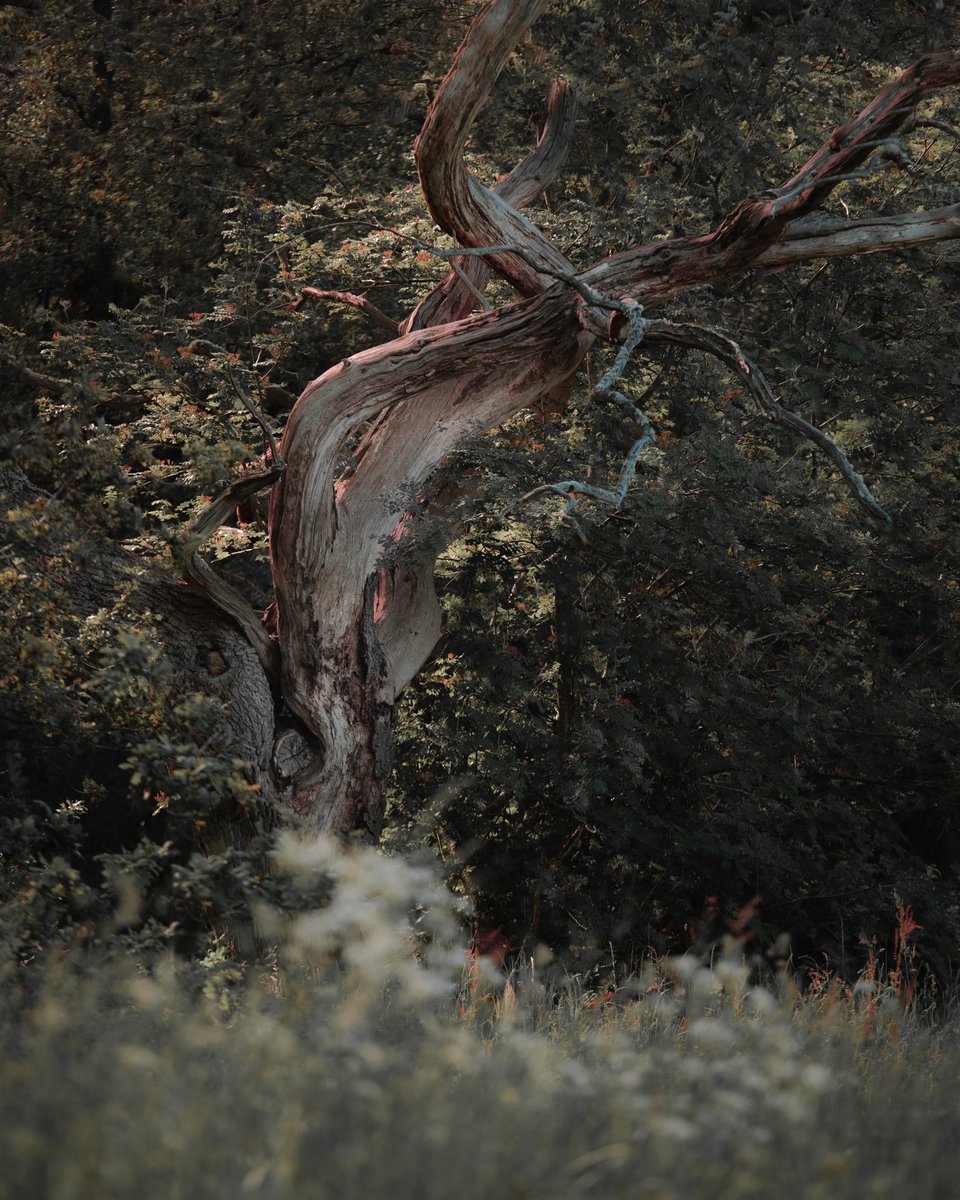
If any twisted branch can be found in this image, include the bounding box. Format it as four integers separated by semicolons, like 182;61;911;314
405;76;578;331
641;320;893;527
503;302;655;534
414;0;575;296
172;466;283;682
173;373;285;680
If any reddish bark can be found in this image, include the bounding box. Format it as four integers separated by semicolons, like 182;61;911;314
259;1;960;834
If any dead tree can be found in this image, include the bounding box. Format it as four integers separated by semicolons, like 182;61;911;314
174;0;960;835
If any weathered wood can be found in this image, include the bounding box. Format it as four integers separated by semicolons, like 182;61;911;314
583;50;960;304
755;204;960;269
413;0;571;296
405;77;578;331
264;2;960;836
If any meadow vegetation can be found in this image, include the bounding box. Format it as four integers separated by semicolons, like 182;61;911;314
2;839;956;1200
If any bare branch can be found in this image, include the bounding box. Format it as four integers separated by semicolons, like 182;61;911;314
291;287;400;333
170;366;287;678
405;79;578;331
584;51;960;303
726;52;959;235
504;302;656;533
446;256;493;311
225;362;284;466
497;80;580;210
755;203;960;269
509;310;893;529
413;239;625;315
414;0;576;296
914;117;960;140
641;320;893;527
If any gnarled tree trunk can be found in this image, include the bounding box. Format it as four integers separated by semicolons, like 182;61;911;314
192;1;959;834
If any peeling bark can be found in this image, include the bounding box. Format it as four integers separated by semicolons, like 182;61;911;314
413;0;573;296
583;50;960;305
405;78;578;332
254;2;960;835
13;1;958;870
271;292;591;831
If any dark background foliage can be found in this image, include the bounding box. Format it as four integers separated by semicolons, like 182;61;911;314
2;0;959;976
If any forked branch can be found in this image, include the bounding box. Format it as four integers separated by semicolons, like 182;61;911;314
405;78;577;331
508;316;892;532
504;302;656;534
414;0;575;295
585;50;960;301
642;321;893;527
262;0;960;831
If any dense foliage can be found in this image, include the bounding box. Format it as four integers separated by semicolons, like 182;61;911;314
2;0;959;978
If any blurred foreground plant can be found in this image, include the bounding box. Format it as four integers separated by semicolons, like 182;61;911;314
3;847;956;1200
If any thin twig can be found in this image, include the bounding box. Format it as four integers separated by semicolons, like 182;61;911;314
642;319;893;527
914;117;960;141
447;255;493;310
226;362;283;465
290;287;400;333
502;301;656;534
413;239;628;315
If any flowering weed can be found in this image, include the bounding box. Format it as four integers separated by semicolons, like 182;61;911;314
0;850;956;1200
